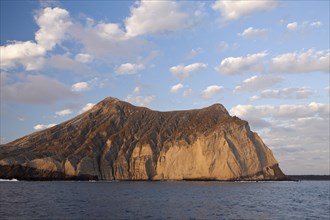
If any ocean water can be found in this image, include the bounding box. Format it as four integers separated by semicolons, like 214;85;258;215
0;181;329;220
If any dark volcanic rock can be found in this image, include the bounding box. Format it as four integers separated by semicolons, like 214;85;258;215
0;97;287;181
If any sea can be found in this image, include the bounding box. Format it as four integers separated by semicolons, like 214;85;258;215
0;180;329;220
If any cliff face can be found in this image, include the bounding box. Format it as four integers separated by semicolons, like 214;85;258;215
0;97;286;180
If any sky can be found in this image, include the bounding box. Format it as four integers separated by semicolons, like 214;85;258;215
0;0;329;175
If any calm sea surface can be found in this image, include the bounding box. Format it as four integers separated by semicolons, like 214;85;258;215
0;180;329;220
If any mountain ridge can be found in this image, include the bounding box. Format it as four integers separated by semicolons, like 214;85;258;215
0;96;287;181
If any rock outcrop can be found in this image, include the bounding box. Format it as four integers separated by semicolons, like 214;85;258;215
0;97;287;181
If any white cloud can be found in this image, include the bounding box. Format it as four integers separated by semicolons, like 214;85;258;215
238;27;269;39
126;94;156;107
216;52;267;75
251;87;314;100
79;103;95;114
270;49;330;73
35;7;72;50
234;75;282;93
183;89;193;97
230;102;329;120
287;20;323;31
286;22;298;31
212;0;277;22
0;7;71;71
170;83;184;93
1;75;77;104
201;85;224;99
75;53;93;63
310;21;323;27
71;82;90;92
170;63;207;80
69;19;147;60
125;0;203;37
33;123;57;130
55;108;72;116
115;63;144;75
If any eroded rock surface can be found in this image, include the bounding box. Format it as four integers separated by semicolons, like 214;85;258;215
0;97;287;180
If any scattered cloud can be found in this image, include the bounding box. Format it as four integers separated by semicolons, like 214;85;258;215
1;75;77;104
0;7;72;71
170;83;184;93
230;102;329;174
126;95;156;107
212;0;277;22
287;20;323;31
71;82;90;92
216;41;239;53
33;123;57;130
270;49;329;74
230;102;329;120
238;27;269;39
115;63;144;75
287;22;298;31
234;75;282;93
125;0;204;38
250;87;314;101
216;51;267;75
183;89;193;97
55;108;72;116
201;85;224;99
170;62;207;80
185;48;203;59
79;103;95;114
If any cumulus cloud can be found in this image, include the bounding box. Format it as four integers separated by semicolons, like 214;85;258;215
238;27;269;39
71;82;90;92
0;7;71;71
230;102;329;174
1;75;77;104
212;0;277;22
170;83;184;93
35;7;72;50
170;63;207;80
115;63;144;75
250;87;314;101
201;85;224;99
125;0;204;37
33;123;57;130
216;52;267;75
55;108;72;116
79;103;95;114
270;49;329;74
234;75;282;93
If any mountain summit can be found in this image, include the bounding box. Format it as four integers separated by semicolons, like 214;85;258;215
0;97;286;180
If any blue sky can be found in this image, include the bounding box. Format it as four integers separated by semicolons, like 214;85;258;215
1;0;329;175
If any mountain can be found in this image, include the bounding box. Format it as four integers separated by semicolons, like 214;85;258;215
0;97;287;181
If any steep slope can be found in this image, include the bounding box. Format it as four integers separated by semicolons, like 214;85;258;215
0;97;287;180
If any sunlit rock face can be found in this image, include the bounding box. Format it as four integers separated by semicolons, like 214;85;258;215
0;97;286;181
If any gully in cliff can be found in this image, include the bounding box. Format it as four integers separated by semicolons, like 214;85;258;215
0;97;288;181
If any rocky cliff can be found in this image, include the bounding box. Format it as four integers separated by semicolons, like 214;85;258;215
0;97;287;181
